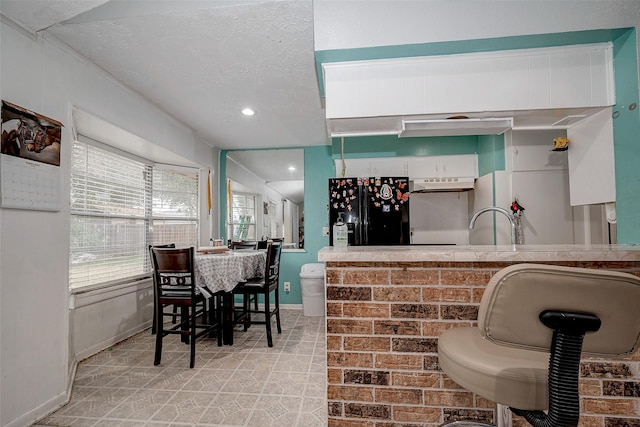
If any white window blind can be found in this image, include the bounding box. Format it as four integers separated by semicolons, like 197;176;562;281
70;140;199;288
229;193;256;241
151;168;199;262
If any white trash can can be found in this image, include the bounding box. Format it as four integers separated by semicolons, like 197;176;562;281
300;263;326;316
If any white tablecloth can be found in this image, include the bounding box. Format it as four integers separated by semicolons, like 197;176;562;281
194;251;265;293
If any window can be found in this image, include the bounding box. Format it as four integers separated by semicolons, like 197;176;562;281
151;167;199;251
229;193;256;241
70;139;199;288
268;200;278;238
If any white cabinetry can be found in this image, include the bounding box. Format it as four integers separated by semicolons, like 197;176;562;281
334;158;407;177
567;107;616;206
407;154;478;178
335;155;477;178
335;158;372;177
324;43;614;121
371;158;407;176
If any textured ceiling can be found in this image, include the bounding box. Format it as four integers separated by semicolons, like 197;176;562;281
1;0;328;151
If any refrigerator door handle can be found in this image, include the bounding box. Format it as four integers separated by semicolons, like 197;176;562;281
361;184;369;245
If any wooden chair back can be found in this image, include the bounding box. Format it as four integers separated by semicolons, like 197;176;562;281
230;241;259;250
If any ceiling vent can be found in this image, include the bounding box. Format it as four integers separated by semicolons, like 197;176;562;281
399;117;513;138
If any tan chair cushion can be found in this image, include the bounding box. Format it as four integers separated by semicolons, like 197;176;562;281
478;264;640;357
438;327;549;410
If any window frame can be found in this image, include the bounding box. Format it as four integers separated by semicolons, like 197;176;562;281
69;136;200;290
228;192;257;241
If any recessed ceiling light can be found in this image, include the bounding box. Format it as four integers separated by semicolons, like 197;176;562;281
288;166;296;172
242;108;255;116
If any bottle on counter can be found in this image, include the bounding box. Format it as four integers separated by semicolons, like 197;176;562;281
333;212;348;249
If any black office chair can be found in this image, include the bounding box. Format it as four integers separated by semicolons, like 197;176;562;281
438;264;640;427
233;242;282;347
151;246;222;368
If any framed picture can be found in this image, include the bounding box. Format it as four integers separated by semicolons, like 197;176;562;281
1;100;62;166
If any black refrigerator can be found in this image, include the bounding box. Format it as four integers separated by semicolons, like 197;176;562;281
329;177;410;246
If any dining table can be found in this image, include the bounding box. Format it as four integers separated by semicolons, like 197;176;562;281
194;249;266;344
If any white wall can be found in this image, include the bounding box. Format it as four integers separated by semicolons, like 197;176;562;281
314;1;640;51
0;22;216;427
508;130;575;245
410;192;469;245
469;173;496;244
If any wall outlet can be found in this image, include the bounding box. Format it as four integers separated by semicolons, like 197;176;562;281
322;226;329;236
284;281;291;292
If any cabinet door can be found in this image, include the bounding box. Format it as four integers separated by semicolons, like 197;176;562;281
567;107;615;206
407;157;440;178
408;155;478;178
441;154;478;178
370;158;407;177
335;159;371;177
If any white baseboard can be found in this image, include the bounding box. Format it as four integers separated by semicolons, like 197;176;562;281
5;388;68;427
74;322;151;362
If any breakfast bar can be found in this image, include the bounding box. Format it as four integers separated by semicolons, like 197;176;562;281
318;244;640;427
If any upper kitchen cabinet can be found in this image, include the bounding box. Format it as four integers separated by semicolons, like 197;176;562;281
566;107;616;206
407;154;478;179
333;155;478;179
323;43;614;137
334;157;408;177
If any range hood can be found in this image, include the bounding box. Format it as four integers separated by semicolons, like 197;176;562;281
410;177;475;192
327;115;517;138
399;118;513;137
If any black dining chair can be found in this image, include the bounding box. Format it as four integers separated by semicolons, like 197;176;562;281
233;242;282;347
149;243;175;335
149;243;208;335
151;246;222;368
230;240;262;310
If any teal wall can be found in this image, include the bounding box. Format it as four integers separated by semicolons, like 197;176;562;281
477;134;505;176
331;134;478;158
612;29;640;244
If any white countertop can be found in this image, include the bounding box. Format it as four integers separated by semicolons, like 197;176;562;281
317;244;640;263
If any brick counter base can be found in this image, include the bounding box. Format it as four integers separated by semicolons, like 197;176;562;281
325;261;640;427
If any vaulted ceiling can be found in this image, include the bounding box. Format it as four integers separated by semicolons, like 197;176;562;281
1;0;328;151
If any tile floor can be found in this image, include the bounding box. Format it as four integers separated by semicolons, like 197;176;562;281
35;309;327;427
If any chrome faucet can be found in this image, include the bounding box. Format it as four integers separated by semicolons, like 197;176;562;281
469;206;519;245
